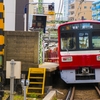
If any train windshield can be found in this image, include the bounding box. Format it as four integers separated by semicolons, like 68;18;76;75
60;22;100;51
60;31;100;51
92;32;100;49
61;32;76;50
79;32;89;49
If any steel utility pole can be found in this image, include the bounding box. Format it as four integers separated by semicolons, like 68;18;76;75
10;59;16;100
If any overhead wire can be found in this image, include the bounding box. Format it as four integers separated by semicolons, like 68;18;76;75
48;0;63;30
76;0;92;20
45;0;62;51
74;0;85;20
76;10;92;20
75;4;82;20
58;0;63;21
57;0;61;20
47;0;63;28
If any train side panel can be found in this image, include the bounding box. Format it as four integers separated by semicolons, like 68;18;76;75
59;51;100;70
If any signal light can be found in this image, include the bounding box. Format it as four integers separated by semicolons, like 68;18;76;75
48;4;54;11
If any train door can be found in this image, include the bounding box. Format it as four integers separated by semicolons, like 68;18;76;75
77;31;90;50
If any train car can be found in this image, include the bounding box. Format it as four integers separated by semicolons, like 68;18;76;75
58;20;100;83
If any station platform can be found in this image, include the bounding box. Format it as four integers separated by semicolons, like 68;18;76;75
39;62;59;72
39;62;59;86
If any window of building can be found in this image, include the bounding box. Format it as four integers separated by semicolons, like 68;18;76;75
84;6;87;9
78;12;80;15
71;12;74;15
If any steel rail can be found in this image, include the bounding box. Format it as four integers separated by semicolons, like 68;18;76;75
94;85;100;96
66;86;75;100
66;87;72;100
70;86;75;100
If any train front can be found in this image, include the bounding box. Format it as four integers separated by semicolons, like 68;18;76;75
58;21;100;83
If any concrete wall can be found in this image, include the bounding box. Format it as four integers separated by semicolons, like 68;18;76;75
4;31;39;71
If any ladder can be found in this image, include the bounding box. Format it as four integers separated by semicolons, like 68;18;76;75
26;68;46;95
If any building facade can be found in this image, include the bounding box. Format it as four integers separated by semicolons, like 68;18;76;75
4;0;55;31
92;0;100;21
63;0;69;21
68;0;93;21
4;0;29;31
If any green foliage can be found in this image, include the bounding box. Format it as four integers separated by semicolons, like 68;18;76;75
14;95;23;100
47;20;68;24
53;97;57;100
3;93;24;100
29;93;38;98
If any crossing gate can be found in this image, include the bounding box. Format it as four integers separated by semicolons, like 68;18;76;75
26;68;46;95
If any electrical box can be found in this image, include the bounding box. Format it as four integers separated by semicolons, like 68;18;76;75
6;61;21;79
31;14;47;33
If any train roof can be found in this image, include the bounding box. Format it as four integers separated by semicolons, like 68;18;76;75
58;20;100;28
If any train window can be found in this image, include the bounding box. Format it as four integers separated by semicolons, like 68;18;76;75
72;24;79;30
93;24;100;29
92;32;100;48
80;23;93;29
79;32;89;49
61;32;76;51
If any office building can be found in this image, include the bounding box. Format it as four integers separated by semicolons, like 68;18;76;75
63;0;69;21
68;0;93;21
4;0;29;31
92;0;100;21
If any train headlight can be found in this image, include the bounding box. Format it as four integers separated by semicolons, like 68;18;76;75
62;56;73;62
96;55;100;61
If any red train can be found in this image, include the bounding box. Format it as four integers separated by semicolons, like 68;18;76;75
58;20;100;83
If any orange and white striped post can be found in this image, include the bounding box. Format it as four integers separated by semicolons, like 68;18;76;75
0;0;4;70
0;0;4;98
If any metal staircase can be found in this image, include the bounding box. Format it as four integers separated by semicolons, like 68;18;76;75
26;68;46;95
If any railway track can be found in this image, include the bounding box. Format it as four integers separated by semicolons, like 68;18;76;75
52;77;100;100
65;84;100;100
3;84;100;100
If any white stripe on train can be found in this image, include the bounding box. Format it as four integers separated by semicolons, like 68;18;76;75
60;50;100;55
